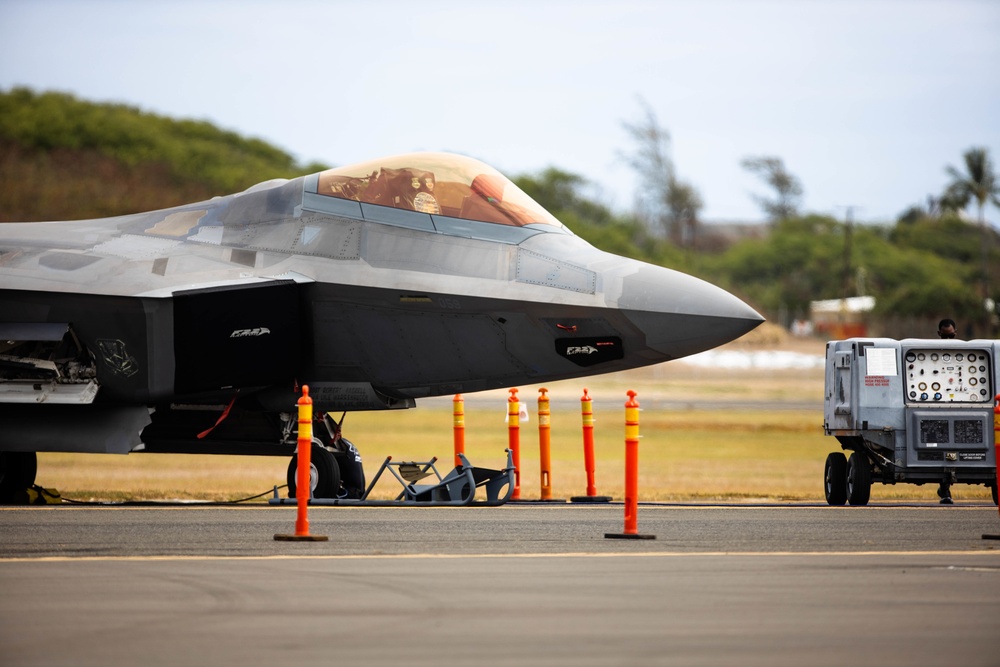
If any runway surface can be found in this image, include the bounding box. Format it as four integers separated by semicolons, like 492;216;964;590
2;503;999;666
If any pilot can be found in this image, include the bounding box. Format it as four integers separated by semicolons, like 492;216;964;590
936;317;958;504
409;170;439;214
373;167;438;212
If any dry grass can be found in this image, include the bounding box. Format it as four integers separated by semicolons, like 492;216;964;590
35;329;994;503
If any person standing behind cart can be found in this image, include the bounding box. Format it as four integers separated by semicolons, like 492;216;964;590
937;318;957;340
936;318;958;503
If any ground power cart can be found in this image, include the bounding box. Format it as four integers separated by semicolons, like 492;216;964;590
823;338;998;505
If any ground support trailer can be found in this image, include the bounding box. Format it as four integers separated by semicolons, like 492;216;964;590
823;338;998;505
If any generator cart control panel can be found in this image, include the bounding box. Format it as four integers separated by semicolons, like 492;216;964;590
904;348;991;403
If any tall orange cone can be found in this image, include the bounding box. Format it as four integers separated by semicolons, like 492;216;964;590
275;385;328;542
984;394;1000;540
453;394;466;468
508;388;522;500
994;393;999;518
536;388;565;502
605;390;655;540
571;388;611;503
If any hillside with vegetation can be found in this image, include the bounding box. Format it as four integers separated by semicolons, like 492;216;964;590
0;88;325;221
2;88;998;334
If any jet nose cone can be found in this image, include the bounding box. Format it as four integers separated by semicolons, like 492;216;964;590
617;263;764;359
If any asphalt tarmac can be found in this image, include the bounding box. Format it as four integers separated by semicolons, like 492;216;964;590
2;503;999;666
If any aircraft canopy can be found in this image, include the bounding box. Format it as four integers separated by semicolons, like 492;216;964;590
316;152;566;229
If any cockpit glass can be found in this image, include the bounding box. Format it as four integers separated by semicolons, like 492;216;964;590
316;152;566;230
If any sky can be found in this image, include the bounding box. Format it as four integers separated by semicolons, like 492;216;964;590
1;0;998;224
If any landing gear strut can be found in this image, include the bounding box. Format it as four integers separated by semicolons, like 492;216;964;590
0;452;37;503
286;413;365;500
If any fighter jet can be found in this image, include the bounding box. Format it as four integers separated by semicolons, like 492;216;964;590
0;152;762;500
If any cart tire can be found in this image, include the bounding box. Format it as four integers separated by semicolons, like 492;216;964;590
287;441;341;499
991;480;998;506
824;452;848;505
846;451;872;506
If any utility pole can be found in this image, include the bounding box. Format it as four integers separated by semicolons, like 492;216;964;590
979;207;991;337
837;206;860;298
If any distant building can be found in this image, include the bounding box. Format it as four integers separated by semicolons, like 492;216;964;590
810;296;875;338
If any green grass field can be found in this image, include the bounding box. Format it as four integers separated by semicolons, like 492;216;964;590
38;404;993;504
33;333;996;503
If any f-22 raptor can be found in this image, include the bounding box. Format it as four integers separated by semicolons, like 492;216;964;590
0;152;762;500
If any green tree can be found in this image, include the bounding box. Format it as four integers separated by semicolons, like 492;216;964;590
704;216;841;316
890;215;984;267
943;147;1000;222
620;98;703;246
513;168;688;269
701;215;986;324
943;147;1000;331
513;168;616;227
741;155;803;222
665;176;703;248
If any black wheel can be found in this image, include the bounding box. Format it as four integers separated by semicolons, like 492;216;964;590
0;452;37;504
846;451;872;506
991;479;998;506
287;441;340;499
824;452;848;505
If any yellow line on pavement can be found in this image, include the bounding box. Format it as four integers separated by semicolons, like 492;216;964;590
2;550;999;564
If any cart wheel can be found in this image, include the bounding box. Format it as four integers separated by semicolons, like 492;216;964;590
824;452;847;506
991;480;998;506
846;451;872;506
287;441;341;499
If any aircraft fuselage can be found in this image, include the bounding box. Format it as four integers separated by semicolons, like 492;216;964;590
0;152;763;457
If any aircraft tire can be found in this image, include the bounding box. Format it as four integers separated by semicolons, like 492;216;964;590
846;451;872;506
0;452;38;503
824;452;848;506
287;442;341;500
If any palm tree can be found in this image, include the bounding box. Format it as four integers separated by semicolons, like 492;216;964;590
944;147;1000;334
945;147;1000;221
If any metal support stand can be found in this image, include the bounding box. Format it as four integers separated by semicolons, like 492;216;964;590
269;450;515;507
